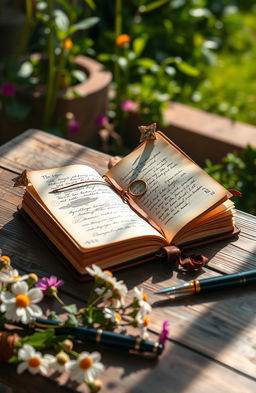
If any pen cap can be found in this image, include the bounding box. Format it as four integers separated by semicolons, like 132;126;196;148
199;270;256;293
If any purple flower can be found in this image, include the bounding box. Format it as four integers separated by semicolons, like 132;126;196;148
121;100;136;112
158;320;170;345
35;276;64;295
67;119;81;134
1;83;16;97
96;115;108;127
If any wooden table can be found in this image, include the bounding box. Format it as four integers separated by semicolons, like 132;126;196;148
0;129;255;393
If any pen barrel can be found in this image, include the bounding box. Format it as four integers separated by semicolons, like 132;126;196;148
198;270;256;294
54;325;163;355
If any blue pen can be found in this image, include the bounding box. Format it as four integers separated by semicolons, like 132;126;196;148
155;269;256;296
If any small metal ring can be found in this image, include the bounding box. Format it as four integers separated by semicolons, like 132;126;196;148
96;329;103;343
128;179;147;197
153;342;159;354
135;337;142;350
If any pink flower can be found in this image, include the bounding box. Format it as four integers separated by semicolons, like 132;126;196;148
96;115;108;127
1;83;16;97
35;276;64;296
67;119;81;134
158;320;170;345
121;100;136;112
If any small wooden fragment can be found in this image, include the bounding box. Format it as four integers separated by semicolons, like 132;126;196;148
139;123;157;142
12;170;29;187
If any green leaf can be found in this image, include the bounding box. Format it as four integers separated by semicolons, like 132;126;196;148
0;313;6;329
8;356;20;364
6;99;31;121
62;304;77;314
71;17;100;33
54;9;70;32
136;58;156;68
18;61;33;78
65;314;79;327
72;70;87;83
20;329;56;348
71;89;86;98
139;0;170;13
97;53;114;62
48;311;61;322
176;61;200;77
133;37;147;57
83;0;96;9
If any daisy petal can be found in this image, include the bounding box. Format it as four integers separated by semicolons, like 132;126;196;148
28;288;43;303
17;361;28;374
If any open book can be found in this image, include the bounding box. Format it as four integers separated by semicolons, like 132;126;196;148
20;131;237;278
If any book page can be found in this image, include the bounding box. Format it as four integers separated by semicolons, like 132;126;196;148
106;133;228;242
27;165;164;249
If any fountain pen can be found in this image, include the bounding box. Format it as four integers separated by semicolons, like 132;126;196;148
155;269;256;296
28;318;163;356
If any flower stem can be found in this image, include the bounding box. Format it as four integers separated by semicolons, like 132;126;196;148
53;293;65;306
43;0;56;129
114;0;123;133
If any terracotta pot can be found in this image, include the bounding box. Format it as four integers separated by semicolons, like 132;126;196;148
0;56;112;145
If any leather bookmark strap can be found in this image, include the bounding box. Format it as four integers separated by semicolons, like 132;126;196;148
156;245;208;272
156;245;181;264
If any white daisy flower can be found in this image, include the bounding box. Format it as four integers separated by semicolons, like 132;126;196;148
68;351;104;383
94;287;105;296
86;265;115;286
0;281;43;324
136;315;150;340
134;287;152;315
17;344;55;375
103;308;122;324
108;278;128;307
0;269;29;284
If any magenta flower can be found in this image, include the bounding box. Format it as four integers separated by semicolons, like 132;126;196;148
121;100;136;112
1;83;16;97
35;276;64;295
158;320;170;345
67;119;81;134
96;115;108;127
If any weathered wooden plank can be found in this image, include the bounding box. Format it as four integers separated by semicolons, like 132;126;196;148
0;129;110;175
1;337;256;393
1;167;256;379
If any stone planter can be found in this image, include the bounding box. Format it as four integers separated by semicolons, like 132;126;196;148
0;56;112;145
125;102;256;165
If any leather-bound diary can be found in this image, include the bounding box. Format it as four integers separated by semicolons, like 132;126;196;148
17;131;239;279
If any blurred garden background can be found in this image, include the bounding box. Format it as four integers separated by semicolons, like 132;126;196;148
0;0;256;214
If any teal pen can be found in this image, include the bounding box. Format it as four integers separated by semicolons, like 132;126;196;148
155;269;256;296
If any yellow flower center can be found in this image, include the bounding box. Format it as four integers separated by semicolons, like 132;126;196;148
28;357;41;368
16;294;30;308
103;270;113;276
144;317;150;327
114;313;122;322
1;256;11;263
80;357;93;370
142;293;148;302
12;275;21;280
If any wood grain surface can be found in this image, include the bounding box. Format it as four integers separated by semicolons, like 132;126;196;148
0;129;255;392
